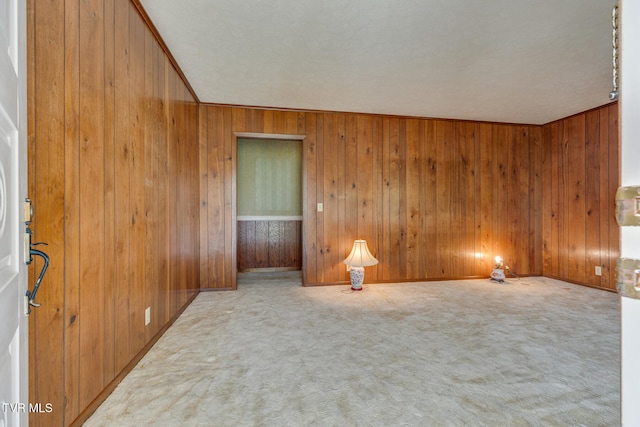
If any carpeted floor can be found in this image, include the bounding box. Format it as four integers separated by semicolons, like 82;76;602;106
85;272;620;426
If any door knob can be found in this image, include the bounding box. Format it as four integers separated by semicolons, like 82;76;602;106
23;198;50;315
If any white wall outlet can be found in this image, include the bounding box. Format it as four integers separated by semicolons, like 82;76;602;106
145;307;151;325
317;202;323;212
595;265;602;276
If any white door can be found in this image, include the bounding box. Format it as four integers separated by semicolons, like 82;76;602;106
0;0;28;425
620;1;640;424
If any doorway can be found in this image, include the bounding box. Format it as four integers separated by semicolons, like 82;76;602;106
236;137;303;274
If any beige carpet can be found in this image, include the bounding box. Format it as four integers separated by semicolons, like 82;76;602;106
85;272;620;426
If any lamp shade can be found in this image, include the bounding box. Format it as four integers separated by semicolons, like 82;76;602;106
343;240;378;267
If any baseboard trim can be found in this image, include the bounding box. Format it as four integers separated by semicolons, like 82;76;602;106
542;274;617;293
199;287;236;292
302;275;494;287
69;290;200;427
239;267;302;273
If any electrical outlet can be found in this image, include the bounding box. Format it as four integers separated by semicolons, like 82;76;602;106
145;307;151;326
317;203;323;212
595;265;602;276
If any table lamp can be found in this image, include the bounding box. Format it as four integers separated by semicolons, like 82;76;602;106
343;240;378;291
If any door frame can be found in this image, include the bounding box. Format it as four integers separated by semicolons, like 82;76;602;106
233;132;307;288
0;0;28;425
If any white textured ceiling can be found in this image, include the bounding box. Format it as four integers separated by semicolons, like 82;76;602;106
139;0;616;125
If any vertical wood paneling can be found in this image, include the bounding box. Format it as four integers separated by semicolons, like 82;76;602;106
435;121;453;277
478;124;493;276
322;114;340;282
315;114;325;283
558;121;570;279
28;7;618;424
237;220;248;269
198;105;209;288
529;126;543;275
415;120;427;278
333;114;346;281
505;125;518;268
357;115;375;279
128;5;145;358
113;0;131;375
30;0;67;424
492;125;508;265
156;46;169;327
372;117;384;281
542;104;619;290
181;79;198;300
103;0;116;385
263;110;274;134
513;127;530;273
405;119;420;279
143;26;156;342
62;0;81;423
541;124;553;275
199;107;562;286
388;118;401;279
273;110;287;134
547;121;562;277
267;221;280;267
28;1;200;425
567;115;586;283
424;120;438;277
397;120;407;278
335;114;347;283
303;113;317;283
380;118;391;280
448;121;462;275
79;0;107;408
458;123;473;276
285;221;301;267
594;108;618;288
237;220;302;270
607;104;620;289
167;68;178;315
245;109;264;133
344;115;357;281
206;106;226;287
248;221;258;267
585;109;601;288
224;107;236;288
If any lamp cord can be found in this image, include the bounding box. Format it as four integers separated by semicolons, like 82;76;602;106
341;286;367;294
505;266;521;281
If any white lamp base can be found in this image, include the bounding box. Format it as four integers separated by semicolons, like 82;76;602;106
349;266;365;291
490;268;506;283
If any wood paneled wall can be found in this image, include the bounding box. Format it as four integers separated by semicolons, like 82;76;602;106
542;103;619;290
237;220;302;271
199;106;544;288
27;0;200;425
26;0;619;422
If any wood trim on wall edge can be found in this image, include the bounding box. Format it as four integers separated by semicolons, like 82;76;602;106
129;0;200;103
